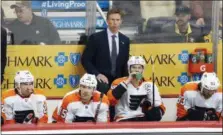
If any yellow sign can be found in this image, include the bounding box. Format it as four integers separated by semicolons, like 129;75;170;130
1;43;222;98
2;46;86;98
130;43;222;97
217;41;222;84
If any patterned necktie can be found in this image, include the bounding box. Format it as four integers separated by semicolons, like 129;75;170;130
111;35;117;76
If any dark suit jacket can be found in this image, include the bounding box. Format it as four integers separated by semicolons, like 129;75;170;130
81;29;130;84
1;27;7;84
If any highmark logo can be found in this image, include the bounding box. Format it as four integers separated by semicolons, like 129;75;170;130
69;75;80;88
177;72;190;85
178;50;189;64
69;53;81;66
54;74;67;88
55;52;68;66
96;19;105;27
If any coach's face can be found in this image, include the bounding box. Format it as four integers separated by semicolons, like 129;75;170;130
107;13;122;33
14;6;33;24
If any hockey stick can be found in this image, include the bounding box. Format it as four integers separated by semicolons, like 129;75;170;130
94;93;104;123
151;56;155;107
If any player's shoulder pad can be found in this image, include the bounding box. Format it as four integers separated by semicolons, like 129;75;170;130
184;90;198;98
217;87;222;93
143;78;154;85
33;89;47;101
181;81;199;95
142;78;158;88
34;89;45;95
63;89;80;99
144;77;152;82
111;77;128;88
2;89;16;99
93;91;109;105
213;88;222;99
63;90;80;104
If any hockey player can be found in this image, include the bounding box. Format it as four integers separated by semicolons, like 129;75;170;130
1;70;48;124
176;72;222;121
54;73;109;123
107;56;166;122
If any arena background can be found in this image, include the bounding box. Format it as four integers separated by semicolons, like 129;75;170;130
1;0;222;134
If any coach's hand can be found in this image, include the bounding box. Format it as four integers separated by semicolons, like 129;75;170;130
97;74;109;84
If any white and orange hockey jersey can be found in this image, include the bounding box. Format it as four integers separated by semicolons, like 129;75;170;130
107;77;166;122
55;89;109;123
176;81;222;120
1;89;48;124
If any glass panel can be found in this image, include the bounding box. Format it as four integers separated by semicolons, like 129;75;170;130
1;0;215;44
110;0;214;44
1;0;109;45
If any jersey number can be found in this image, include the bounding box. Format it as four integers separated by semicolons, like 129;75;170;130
177;96;186;105
43;102;47;114
1;104;5;113
60;108;68;119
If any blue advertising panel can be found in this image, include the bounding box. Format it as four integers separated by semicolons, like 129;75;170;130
49;17;107;29
31;1;109;10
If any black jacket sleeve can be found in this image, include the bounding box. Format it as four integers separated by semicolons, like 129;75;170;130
122;37;130;76
1;27;7;84
81;34;100;76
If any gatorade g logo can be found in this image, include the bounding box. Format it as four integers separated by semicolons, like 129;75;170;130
200;65;206;72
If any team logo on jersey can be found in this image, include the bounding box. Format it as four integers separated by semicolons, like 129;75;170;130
178;50;189;64
54;74;67;88
70;53;81;66
55;52;68;66
129;95;147;110
177;72;190;85
69;75;80;88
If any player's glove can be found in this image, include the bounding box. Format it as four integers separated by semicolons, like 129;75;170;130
73;116;95;122
204;108;219;121
187;107;205;121
1;116;4;125
144;106;163;121
140;100;152;113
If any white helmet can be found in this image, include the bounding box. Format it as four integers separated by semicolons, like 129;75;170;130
128;56;146;70
80;73;97;88
200;72;220;91
14;70;34;89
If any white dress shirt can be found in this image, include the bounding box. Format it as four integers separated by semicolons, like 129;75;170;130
107;28;119;56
